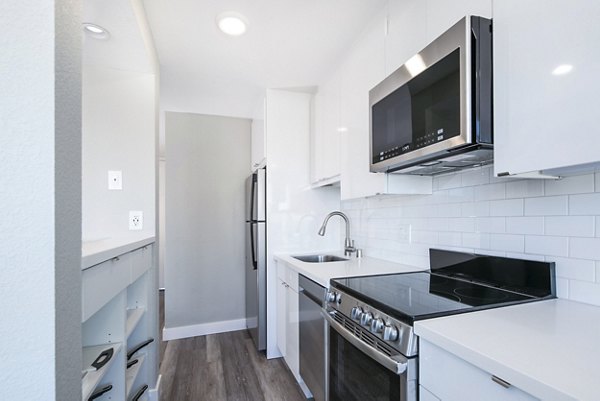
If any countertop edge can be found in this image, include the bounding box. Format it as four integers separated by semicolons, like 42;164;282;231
414;301;578;401
82;235;156;270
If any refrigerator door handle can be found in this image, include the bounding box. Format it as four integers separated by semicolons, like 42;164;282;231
250;173;257;221
250;223;258;270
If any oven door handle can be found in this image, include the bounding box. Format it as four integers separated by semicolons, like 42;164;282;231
322;310;408;375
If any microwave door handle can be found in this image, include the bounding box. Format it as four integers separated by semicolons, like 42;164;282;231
322;309;408;375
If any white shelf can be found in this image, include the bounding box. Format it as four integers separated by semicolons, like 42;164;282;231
82;342;122;401
126;353;146;397
126;308;146;339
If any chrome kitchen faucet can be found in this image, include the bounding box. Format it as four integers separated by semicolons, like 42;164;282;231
317;211;357;257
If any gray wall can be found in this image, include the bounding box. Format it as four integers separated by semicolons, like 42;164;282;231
165;112;250;329
0;1;82;399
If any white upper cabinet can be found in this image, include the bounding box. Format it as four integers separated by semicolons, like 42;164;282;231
424;0;492;43
339;10;432;200
493;0;600;177
385;0;428;75
251;98;266;170
311;74;341;186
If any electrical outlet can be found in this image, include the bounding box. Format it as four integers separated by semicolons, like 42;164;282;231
398;224;412;244
129;211;143;230
108;170;122;190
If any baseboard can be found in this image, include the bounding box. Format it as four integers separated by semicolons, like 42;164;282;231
148;374;161;401
162;318;247;340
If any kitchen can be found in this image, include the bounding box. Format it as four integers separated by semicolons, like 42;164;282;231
2;0;600;401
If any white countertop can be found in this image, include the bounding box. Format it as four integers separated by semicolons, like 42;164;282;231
82;232;155;270
415;298;600;401
274;252;426;287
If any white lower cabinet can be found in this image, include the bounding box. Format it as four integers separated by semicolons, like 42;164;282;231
420;340;538;401
82;243;158;401
276;262;302;382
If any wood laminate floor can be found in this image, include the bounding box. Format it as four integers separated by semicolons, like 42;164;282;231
158;291;307;401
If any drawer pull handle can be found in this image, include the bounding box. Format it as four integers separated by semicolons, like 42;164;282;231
491;375;511;389
112;256;120;262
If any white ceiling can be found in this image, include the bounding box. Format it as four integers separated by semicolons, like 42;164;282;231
142;0;387;118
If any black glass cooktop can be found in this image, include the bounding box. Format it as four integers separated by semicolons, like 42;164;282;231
330;249;556;324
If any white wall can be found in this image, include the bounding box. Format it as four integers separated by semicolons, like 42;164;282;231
82;66;156;240
0;1;82;400
265;89;341;358
343;167;600;306
164;112;251;336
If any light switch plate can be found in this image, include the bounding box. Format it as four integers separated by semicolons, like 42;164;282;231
108;170;123;190
129;211;143;230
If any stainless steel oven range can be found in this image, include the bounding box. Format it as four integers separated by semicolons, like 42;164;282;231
323;249;555;401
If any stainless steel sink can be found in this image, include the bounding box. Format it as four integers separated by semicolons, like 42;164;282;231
292;254;348;263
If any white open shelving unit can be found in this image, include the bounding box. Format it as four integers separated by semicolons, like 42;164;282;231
81;242;158;401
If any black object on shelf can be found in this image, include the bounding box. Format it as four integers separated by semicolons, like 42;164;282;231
127;338;154;360
91;347;114;370
88;384;112;401
127;359;139;369
131;384;148;401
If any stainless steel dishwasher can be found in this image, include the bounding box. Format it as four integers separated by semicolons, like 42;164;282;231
299;274;327;401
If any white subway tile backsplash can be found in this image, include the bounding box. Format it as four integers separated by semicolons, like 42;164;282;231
462;168;490;187
550;257;596;281
462;233;490;249
544;174;595;195
569;280;600;306
475;217;506;233
474;183;506;201
343;170;600;307
490;234;524;252
524;196;568;216
556;278;569;298
506;217;544;235
525;235;569;257
570;237;600;260
569;193;600;215
438;232;462;247
545;216;595;237
506;180;544;199
490;199;524;217
461;201;490;217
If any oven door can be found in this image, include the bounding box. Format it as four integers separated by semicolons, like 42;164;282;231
324;309;417;401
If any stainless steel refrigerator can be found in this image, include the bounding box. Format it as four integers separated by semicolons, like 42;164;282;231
245;167;266;351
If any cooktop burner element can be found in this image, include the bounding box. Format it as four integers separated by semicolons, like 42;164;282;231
326;249;556;357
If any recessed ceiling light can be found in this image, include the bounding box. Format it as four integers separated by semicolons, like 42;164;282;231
216;12;248;36
552;64;573;76
83;23;110;40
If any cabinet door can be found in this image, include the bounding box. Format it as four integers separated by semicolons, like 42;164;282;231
493;0;600;176
312;75;341;184
251;98;266;169
276;277;287;357
420;340;538;401
425;0;492;43
285;284;300;379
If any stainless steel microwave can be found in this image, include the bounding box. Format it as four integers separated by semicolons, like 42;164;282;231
369;16;493;175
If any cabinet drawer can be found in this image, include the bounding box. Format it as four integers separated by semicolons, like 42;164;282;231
131;245;152;283
82;253;132;322
277;260;287;281
420;340;538;401
286;269;299;292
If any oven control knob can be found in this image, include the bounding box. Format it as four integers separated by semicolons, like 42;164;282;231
351;306;363;320
335;293;342;304
370;318;385;333
360;312;373;326
326;291;337;303
383;324;399;341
